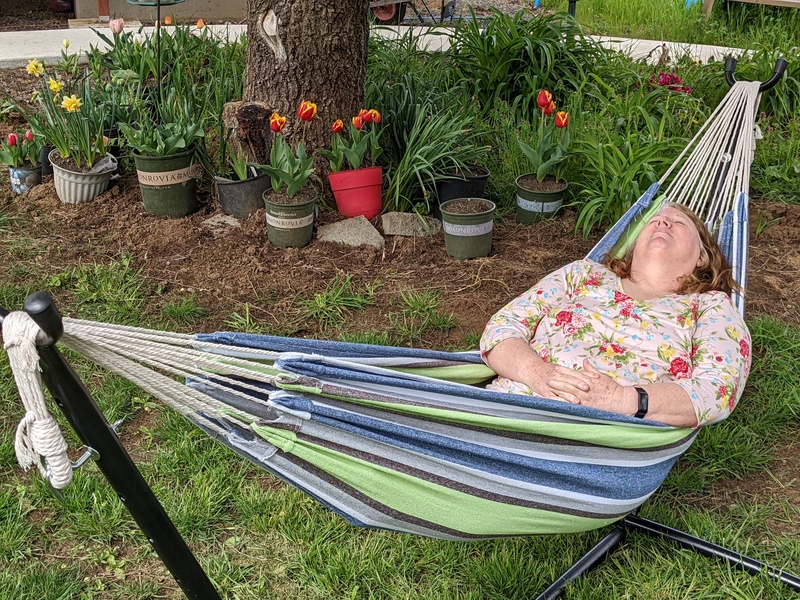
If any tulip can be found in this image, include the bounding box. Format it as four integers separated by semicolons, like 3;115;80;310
63;38;70;49
7;133;18;146
352;116;364;131
269;112;286;133
542;100;555;116
537;90;553;109
109;18;125;35
297;100;317;122
25;130;34;142
368;109;381;124
164;15;173;25
331;119;344;133
555;111;569;128
358;108;371;123
196;18;205;29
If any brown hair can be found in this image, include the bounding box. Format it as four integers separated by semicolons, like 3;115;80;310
603;203;740;296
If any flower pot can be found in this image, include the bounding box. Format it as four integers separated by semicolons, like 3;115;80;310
433;165;490;219
263;192;316;249
515;174;568;225
215;173;271;220
49;149;117;204
8;163;42;195
133;147;198;218
440;198;495;260
39;145;54;176
328;165;383;219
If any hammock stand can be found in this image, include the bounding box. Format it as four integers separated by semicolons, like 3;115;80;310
2;59;798;600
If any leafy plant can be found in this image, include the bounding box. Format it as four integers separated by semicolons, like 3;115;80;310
19;72;109;169
118;88;204;156
318;110;384;172
0;131;42;168
518;90;571;182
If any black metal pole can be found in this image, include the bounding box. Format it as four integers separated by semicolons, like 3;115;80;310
624;515;800;592
568;0;579;17
7;292;222;600
535;525;627;600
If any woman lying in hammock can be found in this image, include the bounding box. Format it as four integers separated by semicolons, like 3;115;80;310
481;203;751;428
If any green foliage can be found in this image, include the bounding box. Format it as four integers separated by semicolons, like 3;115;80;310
297;275;377;329
449;8;609;114
255;134;315;197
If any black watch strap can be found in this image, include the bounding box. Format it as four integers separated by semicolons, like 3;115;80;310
634;386;649;419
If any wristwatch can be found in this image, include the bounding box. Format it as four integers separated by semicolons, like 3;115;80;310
634;387;649;419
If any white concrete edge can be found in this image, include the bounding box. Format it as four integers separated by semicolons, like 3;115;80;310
0;24;746;70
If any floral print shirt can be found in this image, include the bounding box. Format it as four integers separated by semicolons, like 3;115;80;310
480;259;751;426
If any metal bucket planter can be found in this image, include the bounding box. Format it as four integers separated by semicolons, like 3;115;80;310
8;163;42;195
263;192;316;249
515;174;568;225
433;165;490;219
49;149;117;204
440;198;495;260
133;147;198;218
215;173;271;220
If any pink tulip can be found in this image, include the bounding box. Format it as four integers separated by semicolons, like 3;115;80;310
7;133;18;146
25;130;34;142
109;18;125;35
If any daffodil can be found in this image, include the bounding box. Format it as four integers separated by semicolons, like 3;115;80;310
60;94;83;113
26;59;44;77
48;77;64;93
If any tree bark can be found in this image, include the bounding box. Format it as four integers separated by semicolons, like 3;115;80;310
243;0;371;153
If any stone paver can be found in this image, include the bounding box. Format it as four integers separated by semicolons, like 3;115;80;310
317;216;385;249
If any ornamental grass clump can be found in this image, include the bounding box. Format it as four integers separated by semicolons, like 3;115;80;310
518;89;570;183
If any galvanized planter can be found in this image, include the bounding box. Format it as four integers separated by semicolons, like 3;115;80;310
49;149;116;204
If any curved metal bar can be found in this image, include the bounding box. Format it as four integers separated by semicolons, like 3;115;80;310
725;57;789;92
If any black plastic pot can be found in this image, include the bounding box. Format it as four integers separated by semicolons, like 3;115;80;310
215;173;271;220
39;145;54;176
433;165;490;219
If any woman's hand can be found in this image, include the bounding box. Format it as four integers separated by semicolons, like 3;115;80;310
546;359;633;413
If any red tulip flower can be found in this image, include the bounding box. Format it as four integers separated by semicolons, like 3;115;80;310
297;100;317;122
352;116;364;131
25;130;34;142
542;101;555;115
358;108;372;123
537;90;553;109
269;112;286;133
7;133;17;146
331;119;344;133
368;109;381;124
555;111;569;128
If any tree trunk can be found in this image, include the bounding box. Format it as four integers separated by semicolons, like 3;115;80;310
243;0;371;154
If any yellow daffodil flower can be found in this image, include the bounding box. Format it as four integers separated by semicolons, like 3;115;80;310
48;78;64;93
26;59;44;77
60;94;83;113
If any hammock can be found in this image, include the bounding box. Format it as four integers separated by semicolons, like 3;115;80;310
3;72;797;597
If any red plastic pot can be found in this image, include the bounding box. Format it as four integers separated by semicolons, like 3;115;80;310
327;165;383;219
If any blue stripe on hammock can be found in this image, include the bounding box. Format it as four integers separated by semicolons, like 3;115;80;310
195;332;485;363
274;355;669;427
268;391;680;501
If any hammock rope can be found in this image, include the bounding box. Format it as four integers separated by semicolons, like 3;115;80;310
660;81;761;224
3;312;72;489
